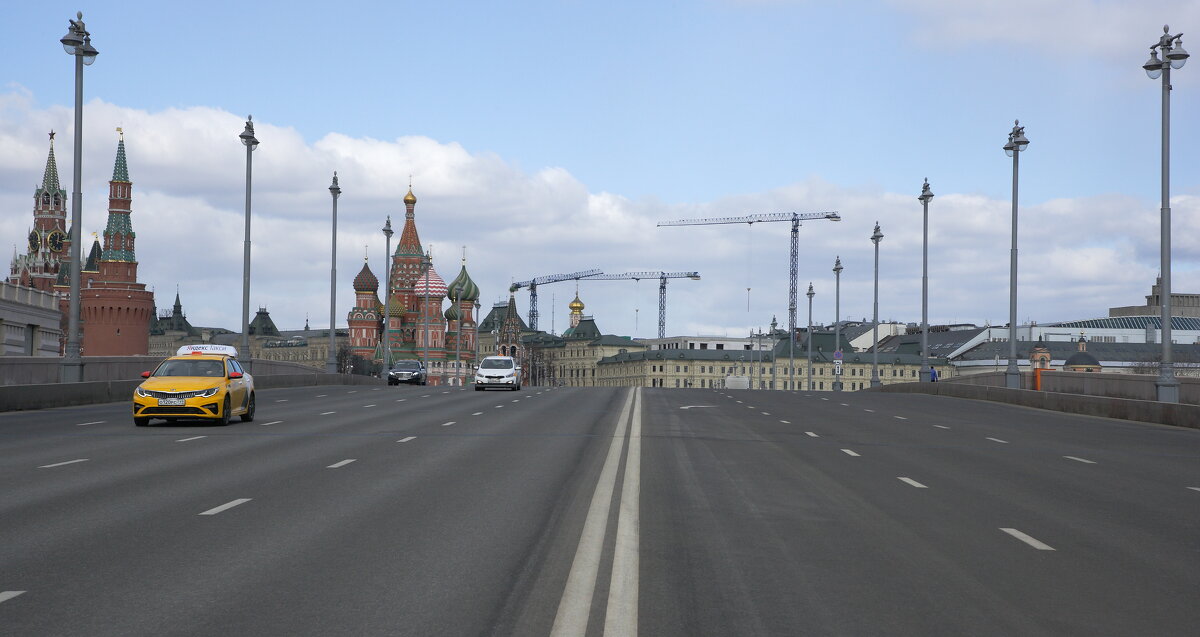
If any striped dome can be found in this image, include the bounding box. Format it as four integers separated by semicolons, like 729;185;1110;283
353;262;378;292
444;304;463;321
447;263;480;302
413;267;447;299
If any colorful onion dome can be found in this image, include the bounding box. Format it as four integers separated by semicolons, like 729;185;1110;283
446;263;480;302
413;266;447;299
444;304;462;321
386;297;404;317
353;261;379;292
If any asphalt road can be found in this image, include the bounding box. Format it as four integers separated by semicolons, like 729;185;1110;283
1;385;1197;636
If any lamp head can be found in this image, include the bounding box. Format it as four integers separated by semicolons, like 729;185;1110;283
1144;48;1165;79
1011;120;1029;151
918;177;933;203
61;12;85;54
382;215;393;238
239;116;259;150
80;36;98;65
833;256;843;274
806;283;814;299
1167;39;1189;69
329;171;341;197
871;222;883;244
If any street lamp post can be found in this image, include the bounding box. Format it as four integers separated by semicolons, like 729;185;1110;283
870;223;883;388
382;216;393;372
918;178;934;382
59;12;98;383
421;248;432;383
239;116;259;368
1003;120;1029;389
832;256;843;392
1143;25;1189;403
326;172;340;373
806;283;814;390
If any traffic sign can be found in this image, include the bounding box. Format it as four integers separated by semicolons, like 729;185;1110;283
833;350;843;360
834;360;843;375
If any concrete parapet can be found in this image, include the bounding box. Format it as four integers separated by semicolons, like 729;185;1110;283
883;381;1198;429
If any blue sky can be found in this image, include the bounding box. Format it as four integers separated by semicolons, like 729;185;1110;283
3;1;1199;338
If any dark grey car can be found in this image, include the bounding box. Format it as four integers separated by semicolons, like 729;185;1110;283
388;360;427;385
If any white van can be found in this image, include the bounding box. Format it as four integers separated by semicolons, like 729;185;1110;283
475;356;522;391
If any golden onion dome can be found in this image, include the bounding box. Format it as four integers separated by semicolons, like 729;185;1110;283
569;294;585;312
403;188;417;206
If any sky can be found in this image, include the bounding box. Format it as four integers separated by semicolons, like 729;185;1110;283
3;0;1199;340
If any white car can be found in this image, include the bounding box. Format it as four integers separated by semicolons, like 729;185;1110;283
475;356;522;391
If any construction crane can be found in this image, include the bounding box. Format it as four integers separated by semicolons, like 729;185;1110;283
581;271;701;339
509;269;602;331
657;211;840;387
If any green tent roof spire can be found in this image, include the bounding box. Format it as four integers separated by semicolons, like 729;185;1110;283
112;128;129;182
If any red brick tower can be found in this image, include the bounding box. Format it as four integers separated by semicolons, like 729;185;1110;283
8;132;69;291
347;258;382;358
77;130;155;355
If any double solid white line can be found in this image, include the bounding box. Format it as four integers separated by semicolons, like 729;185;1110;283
552;387;641;637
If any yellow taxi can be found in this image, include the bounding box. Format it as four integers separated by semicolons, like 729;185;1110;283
132;345;255;426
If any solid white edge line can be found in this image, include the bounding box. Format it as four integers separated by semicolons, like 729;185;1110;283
198;498;251;516
986;437;1009;444
551;387;636;637
605;386;641;636
38;458;88;468
176;436;206;442
0;591;25;604
398;436;416;443
898;477;928;488
327;459;357;468
1000;527;1055;550
841;449;859;456
1063;456;1096;464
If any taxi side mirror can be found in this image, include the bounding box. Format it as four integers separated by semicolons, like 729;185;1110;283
141;371;151;378
228;371;244;379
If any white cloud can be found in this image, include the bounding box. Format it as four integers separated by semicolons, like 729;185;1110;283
2;91;1196;342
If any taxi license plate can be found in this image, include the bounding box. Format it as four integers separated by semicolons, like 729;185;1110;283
158;397;185;406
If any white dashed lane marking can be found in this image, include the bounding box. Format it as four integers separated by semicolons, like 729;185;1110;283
327;459;357;469
864;409;874;413
398;436;416;443
320;411;336;416
933;425;950;429
1000;528;1055;551
986;437;1009;444
421;394;431;398
441;421;456;427
363;404;376;408
176;436;206;442
1189;487;1200;493
780;420;791;424
396;399;406;402
898;477;928;488
316;394;327;397
472;412;483;416
38;459;88;469
0;591;26;604
260;420;282;426
198;499;251;516
841;449;860;457
894;416;907;420
276;399;288;403
1064;456;1096;464
805;432;819;437
75;421;104;426
761;412;770;416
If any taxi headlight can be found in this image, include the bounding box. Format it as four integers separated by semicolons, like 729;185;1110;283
198;387;220;398
135;386;150;397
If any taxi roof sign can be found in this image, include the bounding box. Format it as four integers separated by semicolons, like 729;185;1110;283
176;344;239;358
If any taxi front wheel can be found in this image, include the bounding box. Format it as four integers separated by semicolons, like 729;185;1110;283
134;416;150;427
218;396;232;426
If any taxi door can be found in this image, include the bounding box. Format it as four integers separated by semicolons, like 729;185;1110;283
226;358;248;412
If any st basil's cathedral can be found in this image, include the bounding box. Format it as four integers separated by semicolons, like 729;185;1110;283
346;187;481;384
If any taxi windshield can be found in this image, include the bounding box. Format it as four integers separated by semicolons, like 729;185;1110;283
480;359;514;370
154;359;225;378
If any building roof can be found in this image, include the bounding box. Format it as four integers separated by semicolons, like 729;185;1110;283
564;317;602;340
1063;351;1101;368
353;261;378;293
249;307;281;337
954;339;1200;364
112;130;129;182
39;133;63;195
876;327;987;357
1048;316;1200;331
